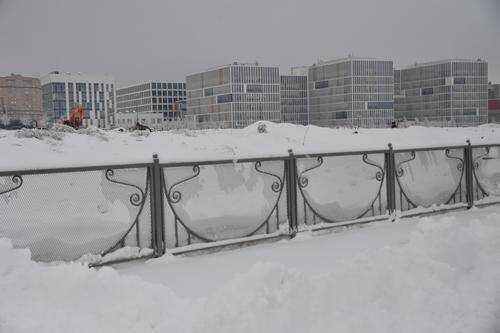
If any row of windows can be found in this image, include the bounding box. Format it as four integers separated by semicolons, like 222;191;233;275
231;66;280;84
152;90;186;97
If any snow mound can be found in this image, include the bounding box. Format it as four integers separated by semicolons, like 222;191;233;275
2;210;500;332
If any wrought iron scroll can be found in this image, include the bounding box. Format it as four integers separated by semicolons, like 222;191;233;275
297;154;386;224
163;162;285;247
394;151;418;210
0;175;23;196
102;168;149;256
444;149;465;204
472;147;492;199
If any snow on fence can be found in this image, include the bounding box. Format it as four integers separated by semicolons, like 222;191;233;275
1;142;500;264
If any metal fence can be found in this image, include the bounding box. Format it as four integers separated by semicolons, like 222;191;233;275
1;141;500;263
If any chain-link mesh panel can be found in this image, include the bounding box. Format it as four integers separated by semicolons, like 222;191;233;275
0;167;151;262
394;148;466;211
161;160;286;248
295;153;387;225
471;146;500;203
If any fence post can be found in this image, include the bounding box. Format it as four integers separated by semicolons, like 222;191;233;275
150;154;165;257
285;149;298;235
385;143;396;219
464;140;474;209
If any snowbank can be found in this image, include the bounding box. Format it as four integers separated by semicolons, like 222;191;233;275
1;207;500;332
1;122;499;171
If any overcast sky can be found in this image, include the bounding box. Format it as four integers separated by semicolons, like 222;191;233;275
0;0;499;87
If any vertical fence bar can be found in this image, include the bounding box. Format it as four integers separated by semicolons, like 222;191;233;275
464;140;474;209
150;154;165;257
285;149;298;235
385;143;396;218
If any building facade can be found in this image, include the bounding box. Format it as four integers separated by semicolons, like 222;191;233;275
394;59;488;126
186;62;281;129
0;74;43;127
489;83;500;123
307;57;394;128
41;71;116;128
116;82;186;121
280;74;308;125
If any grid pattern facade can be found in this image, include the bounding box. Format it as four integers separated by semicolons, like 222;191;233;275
280;75;308;125
0;74;43;127
394;60;488;126
489;83;500;123
41;72;116;128
186;63;281;129
116;82;186;121
308;58;394;128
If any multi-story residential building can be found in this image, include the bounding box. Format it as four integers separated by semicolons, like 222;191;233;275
41;71;116;128
394;59;488;126
489;83;500;123
280;71;308;125
186;62;281;128
116;82;186;121
307;57;394;128
0;74;43;127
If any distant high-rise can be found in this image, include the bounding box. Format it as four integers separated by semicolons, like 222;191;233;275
307;57;394;128
280;70;308;125
41;72;116;128
0;74;43;127
394;59;488;126
116;82;186;120
186;62;281;129
489;83;500;123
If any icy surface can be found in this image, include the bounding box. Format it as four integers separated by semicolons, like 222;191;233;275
2;206;500;332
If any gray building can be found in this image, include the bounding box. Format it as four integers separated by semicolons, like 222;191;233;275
489;83;500;123
0;74;43;127
41;71;116;128
186;62;281;129
116;82;186;121
280;71;308;125
394;59;488;126
308;57;394;128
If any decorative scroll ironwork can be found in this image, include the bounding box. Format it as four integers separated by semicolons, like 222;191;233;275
472;147;492;199
101;169;149;256
298;156;323;188
298;154;386;224
395;150;466;210
163;162;285;247
0;175;23;196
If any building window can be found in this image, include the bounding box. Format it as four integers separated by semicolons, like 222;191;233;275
422;87;434;95
454;77;466;84
217;94;232;103
315;81;329;89
204;88;213;96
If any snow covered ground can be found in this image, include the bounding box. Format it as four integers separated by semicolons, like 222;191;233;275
2;205;500;332
1;122;500;171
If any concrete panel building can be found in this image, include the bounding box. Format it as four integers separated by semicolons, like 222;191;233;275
489;83;500;123
394;59;488;126
116;82;186;121
0;74;43;127
280;72;308;125
41;71;116;128
186;62;281;129
307;57;394;128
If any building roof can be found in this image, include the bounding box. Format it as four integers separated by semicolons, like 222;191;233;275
40;71;115;85
403;58;487;69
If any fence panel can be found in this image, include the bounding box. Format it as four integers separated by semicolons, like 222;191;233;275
160;158;287;248
393;147;467;212
294;151;388;226
0;166;152;262
471;144;500;204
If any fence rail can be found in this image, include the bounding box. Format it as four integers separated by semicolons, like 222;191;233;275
1;140;500;264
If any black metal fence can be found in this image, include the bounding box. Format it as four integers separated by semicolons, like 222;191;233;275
1;141;499;263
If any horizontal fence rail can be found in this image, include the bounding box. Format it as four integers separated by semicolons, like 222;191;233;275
1;141;500;263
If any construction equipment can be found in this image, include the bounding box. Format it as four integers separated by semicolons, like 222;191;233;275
59;105;84;129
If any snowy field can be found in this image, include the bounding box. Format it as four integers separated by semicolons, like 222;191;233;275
1;205;500;332
1;122;500;170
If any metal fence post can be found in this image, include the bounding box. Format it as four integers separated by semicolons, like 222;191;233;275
464;140;474;209
385;143;396;218
285;149;298;235
150;154;165;256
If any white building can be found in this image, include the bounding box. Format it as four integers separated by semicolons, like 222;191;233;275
41;71;116;128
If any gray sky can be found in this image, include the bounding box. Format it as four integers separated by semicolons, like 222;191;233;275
0;0;499;87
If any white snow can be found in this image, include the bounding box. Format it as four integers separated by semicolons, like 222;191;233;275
1;122;500;171
2;206;500;332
